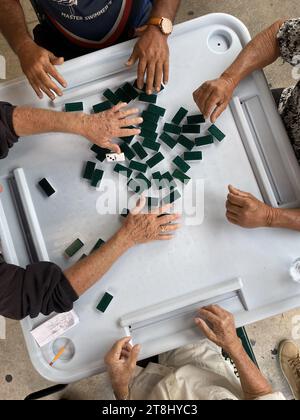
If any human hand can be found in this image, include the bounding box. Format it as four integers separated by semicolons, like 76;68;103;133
226;185;275;229
195;305;242;356
17;39;67;101
81;103;142;154
193;75;235;123
120;196;181;246
126;26;169;94
105;337;141;399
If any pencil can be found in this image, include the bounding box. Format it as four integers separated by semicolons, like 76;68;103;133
49;346;66;367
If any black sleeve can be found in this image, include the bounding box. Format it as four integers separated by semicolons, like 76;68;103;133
0;258;78;320
0;102;19;159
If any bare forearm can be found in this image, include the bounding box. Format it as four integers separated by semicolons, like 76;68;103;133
229;345;273;400
221;20;284;87
64;229;132;296
0;0;32;54
12;107;84;137
151;0;181;21
270;207;300;231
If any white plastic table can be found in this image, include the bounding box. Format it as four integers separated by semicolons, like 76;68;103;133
1;14;300;384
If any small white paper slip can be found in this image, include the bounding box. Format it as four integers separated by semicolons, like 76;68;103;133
106;153;125;163
0;316;6;340
31;310;79;348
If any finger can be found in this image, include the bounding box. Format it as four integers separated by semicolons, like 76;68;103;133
198;308;221;326
117;128;141;138
131;195;147;215
29;77;43;99
210;102;228;124
227;193;248;208
226;202;241;216
129;344;141;367
118;108;140;119
227;215;240;226
158;234;175;241
228;185;250;198
110;337;132;358
39;72;61;99
145;62;156;95
154;62;163;92
137;59;147;90
195;318;218;342
112;103;128;113
226;211;239;222
195;84;212;114
39;84;56;101
126;49;139;67
119;117;143;127
106;142;121;154
203;92;221;118
46;64;67;88
163;60;169;85
157;214;181;224
204;305;227;317
159;223;181;233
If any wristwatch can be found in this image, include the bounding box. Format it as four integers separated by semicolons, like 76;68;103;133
147;17;173;35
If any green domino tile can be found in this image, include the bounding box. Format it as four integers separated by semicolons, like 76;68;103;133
91;145;111;158
173;156;191;173
83;161;96;180
187;114;205;124
182;125;201;134
121;143;135;161
122;82;139;100
172;107;188;125
172;169;191;184
177;135;195;151
132;142;148;160
152;172;163;190
93;101;111;114
162;172;177;190
114;164;133;178
147;197;160;208
142;111;160;124
136;173;151;190
97;292;113;313
160;132;177;149
115;88;131;103
140;128;158;142
96;153;107;163
103;89;119;105
139;93;157;104
121;208;130;218
148;104;166;117
129;160;148;173
91;169;104;187
65;102;83;112
147;152;164;169
90;238;105;254
143;139;160;152
184;151;203;161
208;124;226;142
65;239;84;258
164;123;182;135
38;178;56;197
195;135;214;147
141;120;158;132
162;189;181;205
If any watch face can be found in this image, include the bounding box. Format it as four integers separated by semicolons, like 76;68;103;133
161;18;173;35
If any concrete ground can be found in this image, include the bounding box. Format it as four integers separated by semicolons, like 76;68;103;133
0;0;299;400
